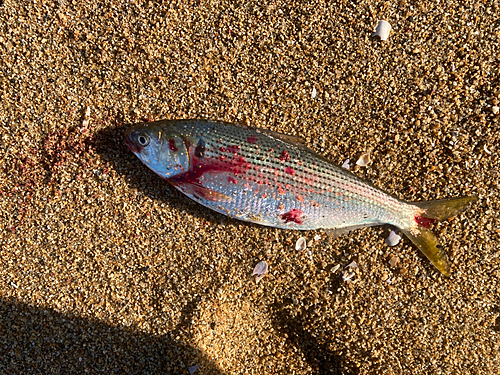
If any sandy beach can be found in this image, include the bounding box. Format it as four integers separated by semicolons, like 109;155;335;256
0;1;499;373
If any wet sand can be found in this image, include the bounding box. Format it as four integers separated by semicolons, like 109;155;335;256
0;1;499;374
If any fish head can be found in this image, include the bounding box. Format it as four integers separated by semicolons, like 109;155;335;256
125;122;189;179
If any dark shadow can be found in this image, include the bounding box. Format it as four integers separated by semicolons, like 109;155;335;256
0;297;225;375
271;299;358;375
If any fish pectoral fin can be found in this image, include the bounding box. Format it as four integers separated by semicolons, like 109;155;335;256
171;181;232;202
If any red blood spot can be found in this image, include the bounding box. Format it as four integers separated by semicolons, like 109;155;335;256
220;146;227;152
269;148;274;152
228;176;238;184
285;167;295;175
235;156;247;166
279;150;290;161
169;139;178;152
227;145;240;154
415;215;436;228
169;145;251;187
261;193;267;198
277;187;286;194
247;136;258;144
281;209;303;225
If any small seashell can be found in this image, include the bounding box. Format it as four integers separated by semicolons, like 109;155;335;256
347;261;358;269
492;106;499;115
356;153;371;167
311;87;317;99
483;144;492;154
331;264;341;273
341;159;350;170
341;261;358;281
314;234;321;241
385;230;401;246
372;20;392;41
389;255;400;267
295;237;307;251
252;261;268;283
82;106;91;128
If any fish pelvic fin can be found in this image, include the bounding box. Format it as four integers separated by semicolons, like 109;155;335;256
412;196;477;220
403;195;477;276
401;226;451;276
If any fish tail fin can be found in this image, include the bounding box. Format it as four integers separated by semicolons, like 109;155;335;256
401;226;451;276
412;196;478;220
401;196;477;276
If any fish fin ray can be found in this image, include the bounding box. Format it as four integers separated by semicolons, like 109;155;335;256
255;128;306;145
171;181;231;202
401;226;451;276
412;196;477;220
324;223;377;239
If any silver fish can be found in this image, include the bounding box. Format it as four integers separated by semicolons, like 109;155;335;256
125;119;477;275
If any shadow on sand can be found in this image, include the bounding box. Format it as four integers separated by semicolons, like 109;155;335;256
0;297;224;374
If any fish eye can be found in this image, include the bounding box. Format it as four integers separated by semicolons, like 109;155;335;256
136;132;150;147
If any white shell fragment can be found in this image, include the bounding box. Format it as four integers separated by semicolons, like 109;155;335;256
188;366;199;374
385;230;402;247
341;159;351;170
356;152;371;167
341;261;358;281
492;106;499;115
252;261;268;283
331;264;341;273
372;20;392;41
311;87;317;99
314;234;321;241
295;237;307;251
389;255;400;267
81;106;91;129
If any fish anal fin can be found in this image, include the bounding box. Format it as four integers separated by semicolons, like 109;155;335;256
324;223;375;239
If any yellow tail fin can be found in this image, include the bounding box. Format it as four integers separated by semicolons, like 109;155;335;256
403;196;477;276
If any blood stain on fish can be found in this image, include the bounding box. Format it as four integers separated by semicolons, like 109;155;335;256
285;167;295;175
169;139;178;152
247;136;258;144
195;139;206;158
227;145;240;154
415;215;436;228
279;150;290;161
281;209;304;225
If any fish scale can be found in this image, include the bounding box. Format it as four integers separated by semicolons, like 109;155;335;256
125;119;477;275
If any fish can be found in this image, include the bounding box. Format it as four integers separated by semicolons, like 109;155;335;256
125;119;477;276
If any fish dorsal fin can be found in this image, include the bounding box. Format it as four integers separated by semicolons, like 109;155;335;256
256;128;306;145
228;121;306;146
